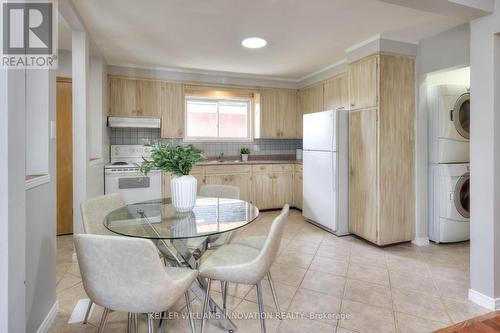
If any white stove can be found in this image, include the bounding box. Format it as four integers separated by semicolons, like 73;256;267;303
105;145;162;204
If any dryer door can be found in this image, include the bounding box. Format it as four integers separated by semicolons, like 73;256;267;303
452;93;470;139
454;172;470;218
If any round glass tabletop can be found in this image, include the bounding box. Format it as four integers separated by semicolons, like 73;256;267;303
104;197;260;240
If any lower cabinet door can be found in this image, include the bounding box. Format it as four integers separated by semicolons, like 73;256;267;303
274;172;294;208
251;173;275;210
205;173;251;202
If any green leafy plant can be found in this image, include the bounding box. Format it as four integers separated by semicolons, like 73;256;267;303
240;147;251;155
140;143;204;177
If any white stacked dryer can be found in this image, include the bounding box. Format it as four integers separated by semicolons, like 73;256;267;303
428;85;470;243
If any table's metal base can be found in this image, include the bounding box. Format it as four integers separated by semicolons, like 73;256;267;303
156;237;238;332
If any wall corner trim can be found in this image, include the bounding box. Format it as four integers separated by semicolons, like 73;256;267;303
36;301;58;333
468;289;500;310
411;237;430;247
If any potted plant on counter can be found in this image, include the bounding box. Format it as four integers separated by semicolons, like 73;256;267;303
240;147;250;162
140;143;203;212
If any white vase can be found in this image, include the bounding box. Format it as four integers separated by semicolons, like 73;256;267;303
170;175;197;212
241;154;249;162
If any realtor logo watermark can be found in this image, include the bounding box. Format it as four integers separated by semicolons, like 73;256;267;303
1;0;58;69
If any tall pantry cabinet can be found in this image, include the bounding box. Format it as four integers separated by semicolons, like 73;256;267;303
348;53;415;246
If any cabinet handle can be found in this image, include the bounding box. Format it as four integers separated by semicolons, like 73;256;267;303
350;104;355;107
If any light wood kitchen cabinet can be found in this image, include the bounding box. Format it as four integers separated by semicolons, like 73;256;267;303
294;165;303;210
259;89;297;138
348;53;415;246
204;165;251;201
348;54;378;110
251;164;294;209
109;77;161;117
324;73;348;110
161;82;185;138
297;83;324;138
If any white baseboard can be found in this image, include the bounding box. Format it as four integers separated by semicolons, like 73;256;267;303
468;289;500;310
36;301;58;333
411;237;430;246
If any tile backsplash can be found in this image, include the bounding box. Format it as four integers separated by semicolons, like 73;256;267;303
109;128;302;158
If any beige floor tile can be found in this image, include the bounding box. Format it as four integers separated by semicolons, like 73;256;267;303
428;263;469;283
56;272;82;293
270;263;308;287
434;278;469;302
310;256;349;276
211;281;253;299
300;270;346;297
285;240;320;255
395;312;448;333
277;318;336;333
339;299;396;333
391;288;451;324
245;280;297;312
231;300;281;333
389;270;440;296
288;288;341;326
336;328;357;333
386;254;429;275
276;250;314;269
349;247;387;268
343;279;392;309
441;298;490;323
347;262;390;286
316;244;351;261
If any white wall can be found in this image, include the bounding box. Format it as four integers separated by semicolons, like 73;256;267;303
469;0;500;308
57;50;72;78
0;68;28;333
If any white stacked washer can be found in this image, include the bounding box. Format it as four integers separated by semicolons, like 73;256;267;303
428;85;470;243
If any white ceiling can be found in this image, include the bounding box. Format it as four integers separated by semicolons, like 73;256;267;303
71;0;466;80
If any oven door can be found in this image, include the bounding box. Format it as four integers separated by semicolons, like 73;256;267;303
105;170;162;204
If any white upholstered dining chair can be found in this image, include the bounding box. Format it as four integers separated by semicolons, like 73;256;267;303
74;234;198;333
80;193;125;235
79;193;126;323
199;205;290;333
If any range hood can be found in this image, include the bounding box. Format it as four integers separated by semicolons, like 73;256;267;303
107;117;160;128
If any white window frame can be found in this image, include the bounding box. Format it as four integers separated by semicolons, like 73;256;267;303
184;95;254;142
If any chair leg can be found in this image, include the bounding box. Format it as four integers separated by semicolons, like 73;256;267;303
127;312;133;333
147;313;154;333
200;278;212;333
83;300;93;324
267;272;282;319
221;281;228;313
133;313;138;333
256;282;267;333
158;311;167;333
97;308;110;333
185;291;196;333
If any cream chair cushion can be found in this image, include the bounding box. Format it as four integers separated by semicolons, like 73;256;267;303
80;193;125;235
74;234;198;314
199;205;289;285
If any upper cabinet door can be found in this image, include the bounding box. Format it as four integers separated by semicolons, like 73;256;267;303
278;89;297;138
348;55;378;110
259;89;281;138
109;77;137;116
324;73;348;110
297;84;324;138
109;77;161;117
161;82;184;138
136;79;161;117
259;89;297;138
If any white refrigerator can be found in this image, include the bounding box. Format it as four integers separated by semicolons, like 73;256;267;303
302;110;349;235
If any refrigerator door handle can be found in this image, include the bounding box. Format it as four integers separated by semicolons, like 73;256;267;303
332;154;336;191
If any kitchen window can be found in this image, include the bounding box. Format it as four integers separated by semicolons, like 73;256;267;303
185;94;252;141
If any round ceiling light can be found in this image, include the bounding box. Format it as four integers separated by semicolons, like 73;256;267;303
241;37;267;49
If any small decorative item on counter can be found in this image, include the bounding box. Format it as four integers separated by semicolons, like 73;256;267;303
240;147;251;162
140;143;203;212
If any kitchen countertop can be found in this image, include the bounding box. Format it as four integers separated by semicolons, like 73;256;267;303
197;155;302;166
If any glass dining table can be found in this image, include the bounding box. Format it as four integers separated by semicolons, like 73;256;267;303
104;196;260;331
